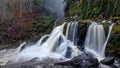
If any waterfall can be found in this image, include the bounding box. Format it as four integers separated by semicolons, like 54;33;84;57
66;22;79;45
17;23;68;60
0;21;114;67
65;22;81;58
102;23;115;58
84;21;114;60
0;22;81;66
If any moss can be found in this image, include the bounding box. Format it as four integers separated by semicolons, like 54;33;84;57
109;20;120;47
105;20;120;58
65;0;120;19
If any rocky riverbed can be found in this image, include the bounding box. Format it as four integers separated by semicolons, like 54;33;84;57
0;47;120;68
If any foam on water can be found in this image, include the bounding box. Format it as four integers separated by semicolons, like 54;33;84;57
0;22;81;66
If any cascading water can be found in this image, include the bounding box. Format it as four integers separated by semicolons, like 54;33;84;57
0;21;115;68
66;22;79;45
84;21;114;60
84;22;106;60
65;22;81;58
102;23;115;58
0;22;81;66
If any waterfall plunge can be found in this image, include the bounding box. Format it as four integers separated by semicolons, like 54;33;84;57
0;22;81;66
0;21;114;67
84;21;114;60
66;22;79;45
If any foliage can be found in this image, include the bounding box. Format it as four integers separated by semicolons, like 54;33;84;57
0;0;42;21
0;0;55;45
32;0;41;5
109;21;120;47
32;16;54;32
0;11;53;45
65;0;120;19
105;20;120;58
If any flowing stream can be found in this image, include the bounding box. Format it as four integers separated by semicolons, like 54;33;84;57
0;21;114;68
84;21;114;61
0;22;81;66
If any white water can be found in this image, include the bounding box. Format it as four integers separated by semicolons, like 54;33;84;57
0;21;114;68
66;22;79;45
35;35;50;46
65;23;71;38
0;22;81;66
102;23;115;58
84;21;114;60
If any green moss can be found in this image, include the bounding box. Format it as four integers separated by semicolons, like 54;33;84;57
65;0;120;19
32;0;41;5
109;21;120;47
104;20;120;58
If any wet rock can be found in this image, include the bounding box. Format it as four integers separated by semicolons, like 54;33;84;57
54;52;99;68
100;57;115;65
114;59;120;68
110;64;118;68
79;52;94;60
82;58;99;68
54;56;83;66
2;58;71;68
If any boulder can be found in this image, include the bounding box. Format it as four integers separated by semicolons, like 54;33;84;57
82;58;99;68
100;57;115;65
54;52;99;68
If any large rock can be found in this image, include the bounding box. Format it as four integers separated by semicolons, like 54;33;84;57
114;59;120;68
1;58;71;68
100;57;115;65
79;52;94;60
54;52;99;68
54;56;83;66
81;58;99;68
